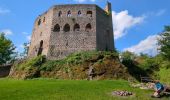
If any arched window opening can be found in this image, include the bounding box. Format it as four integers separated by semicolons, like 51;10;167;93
53;24;60;32
64;24;70;32
38;19;41;26
74;24;80;31
37;40;43;56
78;10;82;16
67;10;71;17
58;11;62;17
85;23;92;31
87;11;92;17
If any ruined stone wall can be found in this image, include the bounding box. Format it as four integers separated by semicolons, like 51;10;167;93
28;8;53;58
96;3;114;51
47;5;97;60
28;3;115;60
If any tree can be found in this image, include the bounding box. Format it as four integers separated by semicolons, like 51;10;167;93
19;42;29;58
158;26;170;60
120;51;137;66
0;33;15;65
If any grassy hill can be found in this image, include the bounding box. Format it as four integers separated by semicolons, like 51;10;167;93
9;51;130;80
1;78;168;100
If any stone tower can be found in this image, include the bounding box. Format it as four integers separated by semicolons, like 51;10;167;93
28;2;115;60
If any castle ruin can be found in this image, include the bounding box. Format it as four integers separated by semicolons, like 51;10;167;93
28;2;115;60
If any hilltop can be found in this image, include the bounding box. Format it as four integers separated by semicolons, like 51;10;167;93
9;51;131;80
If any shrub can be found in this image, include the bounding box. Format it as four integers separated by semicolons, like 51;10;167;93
40;60;64;71
16;55;46;70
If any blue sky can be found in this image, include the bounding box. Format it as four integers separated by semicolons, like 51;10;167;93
0;0;170;55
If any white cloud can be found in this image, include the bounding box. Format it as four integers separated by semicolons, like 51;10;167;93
123;35;160;56
26;35;31;41
0;29;13;35
112;10;145;39
74;0;95;2
0;8;10;14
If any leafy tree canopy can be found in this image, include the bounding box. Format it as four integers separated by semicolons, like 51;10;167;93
158;26;170;60
0;33;15;65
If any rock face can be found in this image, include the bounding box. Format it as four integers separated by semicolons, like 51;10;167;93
9;51;131;80
28;2;115;60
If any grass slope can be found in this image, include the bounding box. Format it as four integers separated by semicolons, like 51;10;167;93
0;79;169;100
159;68;170;85
11;51;129;80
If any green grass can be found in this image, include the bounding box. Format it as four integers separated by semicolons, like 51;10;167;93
0;79;169;100
159;68;170;85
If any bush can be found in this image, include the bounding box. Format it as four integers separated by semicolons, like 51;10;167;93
40;60;64;71
16;55;46;70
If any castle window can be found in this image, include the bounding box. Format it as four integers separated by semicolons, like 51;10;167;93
40;40;43;47
53;24;60;32
87;11;92;17
85;23;92;31
67;10;71;17
38;19;41;26
78;11;82;16
58;11;62;17
74;24;80;31
37;40;43;56
64;24;70;32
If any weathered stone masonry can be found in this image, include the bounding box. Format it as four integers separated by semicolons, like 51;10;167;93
28;2;115;60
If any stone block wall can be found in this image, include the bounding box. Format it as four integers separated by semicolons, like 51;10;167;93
48;5;97;60
28;3;115;60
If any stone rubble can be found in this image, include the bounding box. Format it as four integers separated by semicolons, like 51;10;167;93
131;82;155;90
112;91;133;96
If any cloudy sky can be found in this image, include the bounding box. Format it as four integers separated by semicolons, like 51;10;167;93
0;0;170;56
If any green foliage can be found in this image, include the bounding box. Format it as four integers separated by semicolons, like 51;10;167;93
16;55;46;70
19;42;29;58
120;51;161;80
121;51;136;60
138;57;158;71
40;60;64;71
120;51;137;67
158;26;170;61
159;68;170;84
40;51;118;71
160;60;170;69
12;51;122;79
0;33;16;65
66;52;83;64
64;51;118;65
